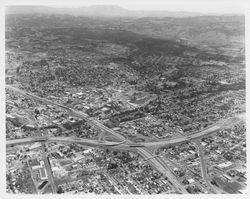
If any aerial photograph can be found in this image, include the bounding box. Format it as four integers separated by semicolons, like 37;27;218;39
5;0;246;195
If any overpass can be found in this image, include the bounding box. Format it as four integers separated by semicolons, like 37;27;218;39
7;115;243;149
6;85;245;194
6;137;130;148
7;113;243;149
143;115;244;148
6;85;125;141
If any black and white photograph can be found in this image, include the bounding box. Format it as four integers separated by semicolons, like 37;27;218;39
2;0;248;195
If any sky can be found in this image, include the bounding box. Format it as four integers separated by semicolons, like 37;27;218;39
3;0;249;14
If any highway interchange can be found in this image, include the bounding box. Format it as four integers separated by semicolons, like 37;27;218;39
6;85;245;194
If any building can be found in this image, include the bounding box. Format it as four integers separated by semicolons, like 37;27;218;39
39;168;48;180
30;159;48;180
216;161;235;171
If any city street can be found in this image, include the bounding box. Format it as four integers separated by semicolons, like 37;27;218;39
6;85;246;194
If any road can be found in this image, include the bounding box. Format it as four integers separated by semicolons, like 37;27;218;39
195;140;227;194
26;160;38;194
143;115;244;148
194;140;217;193
195;141;209;181
144;125;221;147
137;148;188;193
6;85;244;147
6;85;125;141
6;136;137;148
6;118;243;149
41;143;57;193
5;85;245;194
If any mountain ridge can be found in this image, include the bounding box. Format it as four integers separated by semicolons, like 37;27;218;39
5;5;243;18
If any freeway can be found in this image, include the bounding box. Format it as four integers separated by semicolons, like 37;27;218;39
6;137;129;148
7;112;243;149
137;148;188;193
6;137;187;193
5;85;245;194
143;115;244;147
195;141;209;183
7;85;244;148
194;140;227;194
6;119;243;150
194;140;218;194
6;137;47;146
6;85;125;141
41;143;57;193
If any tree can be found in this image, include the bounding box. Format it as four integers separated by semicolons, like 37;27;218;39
105;149;110;154
57;186;64;194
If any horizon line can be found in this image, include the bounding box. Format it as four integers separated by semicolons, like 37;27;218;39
4;4;245;16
